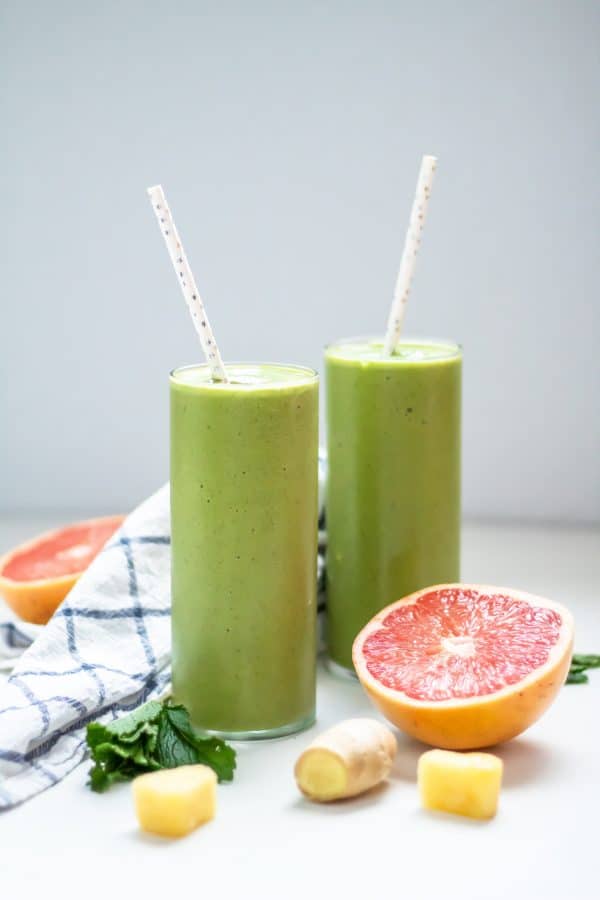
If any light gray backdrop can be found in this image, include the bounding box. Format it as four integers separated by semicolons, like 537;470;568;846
1;0;599;522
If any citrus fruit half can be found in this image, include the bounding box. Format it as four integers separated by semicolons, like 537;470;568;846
0;515;125;625
353;584;574;749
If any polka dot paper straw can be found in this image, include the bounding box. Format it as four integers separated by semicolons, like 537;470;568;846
147;184;228;382
383;155;437;356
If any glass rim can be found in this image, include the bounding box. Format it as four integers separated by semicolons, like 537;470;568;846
324;335;462;359
170;361;319;385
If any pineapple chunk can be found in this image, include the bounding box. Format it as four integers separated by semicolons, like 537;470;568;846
418;749;503;820
133;765;217;837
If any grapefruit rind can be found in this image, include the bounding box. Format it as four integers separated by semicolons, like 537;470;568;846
0;515;125;625
352;583;574;750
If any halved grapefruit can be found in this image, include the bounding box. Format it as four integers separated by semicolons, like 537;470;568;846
0;516;125;625
353;584;574;750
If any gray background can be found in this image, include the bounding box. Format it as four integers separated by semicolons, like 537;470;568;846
1;0;598;522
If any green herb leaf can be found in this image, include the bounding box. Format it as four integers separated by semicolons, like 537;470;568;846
165;705;236;781
86;700;236;792
566;653;600;686
571;654;600;669
103;700;163;739
162;704;199;743
156;712;199;768
566;671;589;685
191;737;237;783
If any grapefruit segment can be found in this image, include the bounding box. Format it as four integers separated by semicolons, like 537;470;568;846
0;515;125;625
353;584;574;750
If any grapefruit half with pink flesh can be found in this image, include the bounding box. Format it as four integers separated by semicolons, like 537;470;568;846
353;584;574;749
0;516;125;625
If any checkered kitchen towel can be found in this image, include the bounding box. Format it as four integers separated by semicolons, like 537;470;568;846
0;485;172;809
0;458;326;810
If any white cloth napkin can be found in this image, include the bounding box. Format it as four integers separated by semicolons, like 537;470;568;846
0;486;172;810
0;455;327;810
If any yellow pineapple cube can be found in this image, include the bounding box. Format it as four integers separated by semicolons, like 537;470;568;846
133;765;217;837
418;749;503;819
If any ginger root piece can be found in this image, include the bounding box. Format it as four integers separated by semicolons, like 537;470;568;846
294;718;397;802
133;764;217;837
418;749;503;819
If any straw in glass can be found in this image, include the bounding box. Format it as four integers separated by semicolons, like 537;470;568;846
147;184;228;382
382;155;437;356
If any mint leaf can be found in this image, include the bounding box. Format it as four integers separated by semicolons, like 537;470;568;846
87;701;162;750
89;764;114;793
162;704;199;743
86;700;236;791
566;653;600;685
162;705;236;781
567;671;588;685
192;737;236;783
156;713;199;768
103;700;163;739
572;654;600;668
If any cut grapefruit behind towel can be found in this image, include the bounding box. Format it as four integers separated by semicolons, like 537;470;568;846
0;516;125;624
353;584;573;749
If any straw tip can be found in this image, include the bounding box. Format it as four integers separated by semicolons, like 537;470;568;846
147;184;163;196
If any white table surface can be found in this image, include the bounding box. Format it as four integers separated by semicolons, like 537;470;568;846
0;518;598;899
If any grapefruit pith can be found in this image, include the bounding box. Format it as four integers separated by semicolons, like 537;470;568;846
0;516;125;625
353;584;573;749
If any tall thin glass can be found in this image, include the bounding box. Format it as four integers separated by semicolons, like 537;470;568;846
325;337;461;672
171;362;319;738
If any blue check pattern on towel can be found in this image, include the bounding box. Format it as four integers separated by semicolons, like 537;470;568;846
0;454;327;811
0;485;172;810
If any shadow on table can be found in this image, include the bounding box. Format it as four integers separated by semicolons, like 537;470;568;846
389;732;560;788
411;806;496;828
291;779;391;814
389;735;426;781
491;737;559;787
128;818;220;846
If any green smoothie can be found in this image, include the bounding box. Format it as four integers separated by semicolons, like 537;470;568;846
170;363;319;738
325;338;461;671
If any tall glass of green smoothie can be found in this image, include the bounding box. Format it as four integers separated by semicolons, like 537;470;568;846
170;363;319;738
325;338;461;672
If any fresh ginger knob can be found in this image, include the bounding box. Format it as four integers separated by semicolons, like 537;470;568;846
294;718;397;802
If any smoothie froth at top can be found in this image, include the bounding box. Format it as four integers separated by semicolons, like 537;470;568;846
325;338;460;365
171;362;318;391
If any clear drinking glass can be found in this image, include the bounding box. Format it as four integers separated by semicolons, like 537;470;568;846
170;362;319;738
325;337;462;673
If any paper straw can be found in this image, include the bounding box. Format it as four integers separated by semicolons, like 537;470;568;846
147;184;229;382
382;155;438;356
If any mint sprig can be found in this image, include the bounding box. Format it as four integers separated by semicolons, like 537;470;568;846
87;700;236;792
566;654;600;685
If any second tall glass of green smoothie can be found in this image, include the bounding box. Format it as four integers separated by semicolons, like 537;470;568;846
171;363;319;738
326;338;461;672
